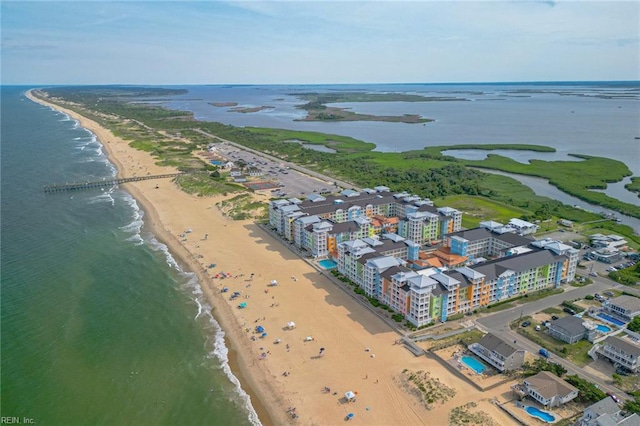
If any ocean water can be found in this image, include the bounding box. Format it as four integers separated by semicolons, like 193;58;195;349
0;87;258;425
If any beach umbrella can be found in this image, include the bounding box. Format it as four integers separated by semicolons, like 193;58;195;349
347;413;354;419
261;332;267;338
270;279;277;286
256;326;265;333
287;321;296;329
239;302;247;308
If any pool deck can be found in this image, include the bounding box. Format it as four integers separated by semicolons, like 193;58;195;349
431;344;512;391
498;400;583;425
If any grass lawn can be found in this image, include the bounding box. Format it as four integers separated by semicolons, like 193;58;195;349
523;288;564;303
517;322;593;366
434;195;531;227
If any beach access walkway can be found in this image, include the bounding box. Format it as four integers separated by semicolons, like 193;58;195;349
43;172;184;193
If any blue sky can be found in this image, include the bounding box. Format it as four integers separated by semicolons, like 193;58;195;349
2;1;639;84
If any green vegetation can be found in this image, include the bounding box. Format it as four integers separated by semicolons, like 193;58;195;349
627;316;640;332
521;358;567;377
436;143;556;153
461;153;639;218
434;195;530;228
449;402;497;426
428;329;486;351
565;375;606;403
400;369;457;409
34;87;640;233
626;177;640;196
217;194;269;221
561;300;585;313
176;173;244;197
517;320;593;366
624;397;640;415
609;263;640;286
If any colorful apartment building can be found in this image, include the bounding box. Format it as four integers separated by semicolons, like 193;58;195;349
269;187;462;256
335;228;578;327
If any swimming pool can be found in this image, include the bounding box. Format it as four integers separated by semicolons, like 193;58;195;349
596;324;612;333
318;259;337;270
461;355;487;374
597;313;626;327
525;406;555;423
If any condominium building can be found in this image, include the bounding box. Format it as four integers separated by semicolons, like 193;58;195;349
335;228;578;326
269;187;462;256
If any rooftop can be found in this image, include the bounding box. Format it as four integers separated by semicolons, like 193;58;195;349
603;336;640;357
609;295;640;313
524;371;578;400
475;333;521;358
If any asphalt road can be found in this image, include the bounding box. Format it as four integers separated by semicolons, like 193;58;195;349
477;276;631;400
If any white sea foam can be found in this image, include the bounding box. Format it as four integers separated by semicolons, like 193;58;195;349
52;102;261;425
194;298;203;320
144;236;262;426
88;191;115;206
118;193;144;244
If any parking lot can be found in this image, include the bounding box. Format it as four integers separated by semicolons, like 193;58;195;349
214;142;339;198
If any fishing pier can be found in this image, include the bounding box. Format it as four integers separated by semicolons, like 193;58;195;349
43;173;183;193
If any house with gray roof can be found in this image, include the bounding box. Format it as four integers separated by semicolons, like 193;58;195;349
604;296;640;322
521;371;578;408
579;396;638;426
468;333;525;372
547;316;597;344
598;336;640;373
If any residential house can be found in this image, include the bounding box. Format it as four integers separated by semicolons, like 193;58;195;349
468;333;525;372
521;371;579;408
579;396;638;426
547;316;597;344
598;336;640;373
604;296;640;322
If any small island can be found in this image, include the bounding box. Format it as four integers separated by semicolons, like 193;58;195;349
210;102;238;107
230;105;274;113
291;92;460;123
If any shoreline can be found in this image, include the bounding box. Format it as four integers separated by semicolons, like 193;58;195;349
26;89;280;426
26;88;520;426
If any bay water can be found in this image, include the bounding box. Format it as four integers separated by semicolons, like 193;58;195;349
0;87;258;425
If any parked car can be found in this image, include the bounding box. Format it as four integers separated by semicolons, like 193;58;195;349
539;348;550;358
603;291;614;297
563;307;576;315
607;392;621;403
616;368;631;376
551;315;559;321
590;272;598;277
535;325;541;331
522;321;531;327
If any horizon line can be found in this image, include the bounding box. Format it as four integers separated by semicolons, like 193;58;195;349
4;79;640;88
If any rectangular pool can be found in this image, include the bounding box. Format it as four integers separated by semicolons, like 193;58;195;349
318;259;337;270
461;355;487;374
597;313;626;327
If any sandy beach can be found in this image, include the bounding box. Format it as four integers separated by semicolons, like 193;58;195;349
28;90;519;426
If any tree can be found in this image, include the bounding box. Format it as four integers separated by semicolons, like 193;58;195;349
628;316;640;333
624;398;640;414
